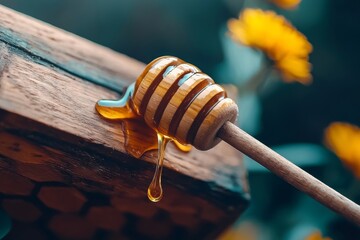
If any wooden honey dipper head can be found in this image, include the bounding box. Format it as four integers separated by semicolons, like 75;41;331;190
132;56;238;150
120;56;360;224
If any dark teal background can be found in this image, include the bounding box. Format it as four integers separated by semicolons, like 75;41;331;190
1;0;359;239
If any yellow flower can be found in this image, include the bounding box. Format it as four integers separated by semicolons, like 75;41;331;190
271;0;301;9
219;221;258;240
324;122;360;178
305;231;332;240
228;9;312;84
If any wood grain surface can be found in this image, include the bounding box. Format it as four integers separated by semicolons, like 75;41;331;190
0;4;249;239
132;56;238;150
0;4;144;91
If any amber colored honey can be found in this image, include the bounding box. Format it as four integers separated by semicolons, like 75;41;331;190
96;83;191;202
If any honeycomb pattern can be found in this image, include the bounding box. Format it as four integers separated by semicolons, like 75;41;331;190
2;199;41;222
38;186;87;213
0;170;34;196
86;206;125;231
0;131;248;239
0;167;231;240
49;214;96;239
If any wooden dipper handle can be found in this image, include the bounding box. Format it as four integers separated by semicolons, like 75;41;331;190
133;56;360;225
218;121;360;225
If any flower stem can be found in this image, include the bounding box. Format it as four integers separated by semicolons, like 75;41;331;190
238;59;273;95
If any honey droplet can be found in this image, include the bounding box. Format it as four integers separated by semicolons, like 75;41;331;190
147;133;170;202
96;82;191;202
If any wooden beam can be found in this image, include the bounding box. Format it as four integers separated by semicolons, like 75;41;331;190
0;5;249;239
0;4;144;91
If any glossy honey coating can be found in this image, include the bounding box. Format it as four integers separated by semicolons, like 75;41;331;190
96;56;238;202
132;56;238;150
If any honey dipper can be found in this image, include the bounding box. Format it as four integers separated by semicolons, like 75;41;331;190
101;56;360;225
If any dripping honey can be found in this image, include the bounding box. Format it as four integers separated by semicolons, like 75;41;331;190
96;82;191;202
147;133;169;202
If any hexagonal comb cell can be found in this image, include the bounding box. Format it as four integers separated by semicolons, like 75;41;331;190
136;218;173;239
0;170;34;196
37;186;87;212
2;199;41;222
49;214;96;239
86;206;126;231
111;196;158;218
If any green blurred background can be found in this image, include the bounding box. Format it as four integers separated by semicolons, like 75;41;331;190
1;0;359;239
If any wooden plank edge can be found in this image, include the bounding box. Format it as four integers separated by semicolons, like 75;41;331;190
0;42;249;204
0;4;145;91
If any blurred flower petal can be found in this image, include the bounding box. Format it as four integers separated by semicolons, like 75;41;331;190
305;231;332;240
324;122;360;178
228;9;312;84
271;0;301;9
